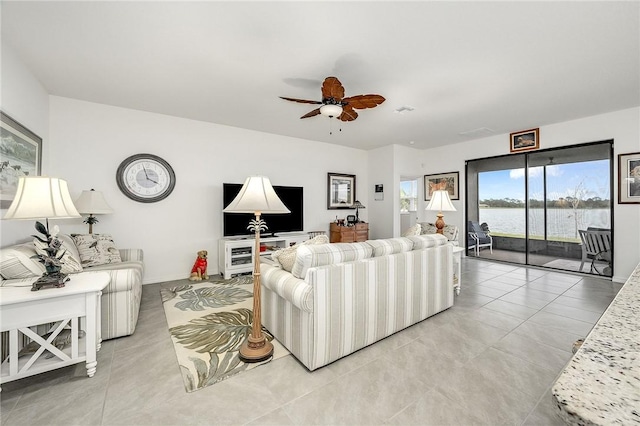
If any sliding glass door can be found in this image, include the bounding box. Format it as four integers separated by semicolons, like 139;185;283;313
466;141;613;277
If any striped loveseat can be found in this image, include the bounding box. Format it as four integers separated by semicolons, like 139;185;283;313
261;233;453;370
0;234;143;341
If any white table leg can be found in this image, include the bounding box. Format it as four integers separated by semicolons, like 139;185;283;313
85;292;98;378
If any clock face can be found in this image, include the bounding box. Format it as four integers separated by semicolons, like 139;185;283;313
116;154;176;203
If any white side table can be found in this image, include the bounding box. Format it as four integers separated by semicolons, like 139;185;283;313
0;271;110;389
452;246;464;295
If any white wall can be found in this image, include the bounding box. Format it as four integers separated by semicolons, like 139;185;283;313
367;145;395;239
10;96;367;283
421;107;640;281
0;41;50;245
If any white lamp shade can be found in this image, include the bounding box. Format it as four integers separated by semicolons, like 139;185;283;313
320;104;343;118
426;190;456;212
74;189;114;214
223;176;291;214
3;177;81;220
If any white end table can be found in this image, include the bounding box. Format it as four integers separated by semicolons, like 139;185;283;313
0;271;109;389
453;246;464;295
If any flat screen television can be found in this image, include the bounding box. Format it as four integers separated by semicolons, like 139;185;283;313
223;183;304;237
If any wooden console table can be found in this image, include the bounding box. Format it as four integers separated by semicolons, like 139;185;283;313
330;222;369;243
0;272;110;389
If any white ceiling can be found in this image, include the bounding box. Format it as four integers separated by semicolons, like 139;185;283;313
2;1;639;151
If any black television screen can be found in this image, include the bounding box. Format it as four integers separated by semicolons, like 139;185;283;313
223;183;304;237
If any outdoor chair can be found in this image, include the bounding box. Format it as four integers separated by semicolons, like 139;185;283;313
468;221;493;256
578;228;612;274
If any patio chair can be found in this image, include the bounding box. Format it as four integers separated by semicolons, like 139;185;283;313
468;221;493;256
578;228;612;274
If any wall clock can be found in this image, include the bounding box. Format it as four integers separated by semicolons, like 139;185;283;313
116;154;176;203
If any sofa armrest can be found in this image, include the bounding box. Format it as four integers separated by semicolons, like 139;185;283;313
261;263;313;313
118;249;144;262
82;264;142;293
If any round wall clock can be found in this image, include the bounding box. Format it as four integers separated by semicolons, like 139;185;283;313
116;154;176;203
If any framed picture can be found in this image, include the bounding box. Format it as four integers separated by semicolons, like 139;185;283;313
618;151;640;204
327;173;356;209
424;171;459;201
1;112;42;209
510;128;539;153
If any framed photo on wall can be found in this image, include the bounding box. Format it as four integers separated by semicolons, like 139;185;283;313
424;171;459;201
510;128;539;153
328;173;356;209
618;151;640;204
0;112;42;208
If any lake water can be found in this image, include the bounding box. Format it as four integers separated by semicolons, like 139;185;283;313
478;208;611;239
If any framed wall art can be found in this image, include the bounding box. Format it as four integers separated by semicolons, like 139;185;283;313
510;128;539;153
0;112;42;208
424;171;459;201
327;173;356;209
618;151;640;204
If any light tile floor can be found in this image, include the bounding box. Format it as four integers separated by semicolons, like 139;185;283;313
0;258;624;425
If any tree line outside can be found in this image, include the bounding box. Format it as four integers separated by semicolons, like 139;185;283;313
480;197;609;209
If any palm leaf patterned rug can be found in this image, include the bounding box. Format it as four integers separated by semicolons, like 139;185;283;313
161;275;289;392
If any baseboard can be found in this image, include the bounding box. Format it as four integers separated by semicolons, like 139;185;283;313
612;275;627;284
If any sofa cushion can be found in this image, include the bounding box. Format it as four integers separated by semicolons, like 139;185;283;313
33;234;83;274
71;234;122;267
407;233;448;249
291;242;373;279
367;237;414;257
419;222;458;242
271;235;329;272
402;223;422;237
0;243;43;279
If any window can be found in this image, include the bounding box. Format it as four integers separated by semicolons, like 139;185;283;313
400;179;418;212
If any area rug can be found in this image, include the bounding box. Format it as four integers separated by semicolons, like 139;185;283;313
161;275;289;393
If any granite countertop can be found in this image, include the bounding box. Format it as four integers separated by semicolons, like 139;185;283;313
552;263;640;425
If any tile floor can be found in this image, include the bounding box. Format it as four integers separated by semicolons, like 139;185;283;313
0;258;623;425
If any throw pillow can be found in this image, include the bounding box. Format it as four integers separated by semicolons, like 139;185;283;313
71;234;122;267
402;223;422;237
271;235;329;272
33;235;83;275
0;243;44;279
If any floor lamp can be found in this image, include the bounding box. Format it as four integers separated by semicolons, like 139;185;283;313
223;176;290;362
426;190;456;234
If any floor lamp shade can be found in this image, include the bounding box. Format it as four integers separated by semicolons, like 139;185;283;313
3;177;81;220
222;176;289;362
223;176;290;214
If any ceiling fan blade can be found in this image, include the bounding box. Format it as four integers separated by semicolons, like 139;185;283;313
280;96;322;105
339;105;358;121
321;77;345;102
300;108;321;119
342;94;386;109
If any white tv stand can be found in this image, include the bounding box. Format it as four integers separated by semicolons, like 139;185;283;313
219;233;309;279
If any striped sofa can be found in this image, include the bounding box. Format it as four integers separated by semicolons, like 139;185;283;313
262;233;453;370
0;235;143;341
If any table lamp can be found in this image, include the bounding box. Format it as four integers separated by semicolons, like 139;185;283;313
3;176;81;290
353;200;365;223
426;190;456;235
222;176;290;362
74;189;114;234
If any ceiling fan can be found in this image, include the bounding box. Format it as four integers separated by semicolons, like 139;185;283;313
280;76;385;121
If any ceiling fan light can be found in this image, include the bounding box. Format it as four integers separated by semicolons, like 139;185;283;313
320;104;343;118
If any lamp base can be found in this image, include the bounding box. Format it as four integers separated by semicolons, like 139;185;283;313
239;334;274;363
32;272;69;291
435;213;445;234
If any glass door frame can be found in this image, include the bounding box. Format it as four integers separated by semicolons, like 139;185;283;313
465;140;614;275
